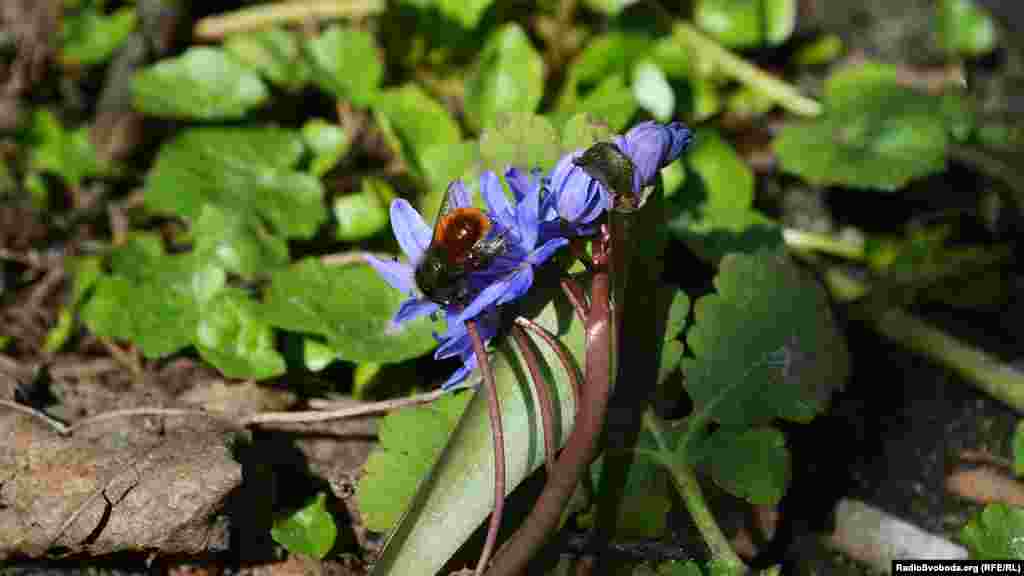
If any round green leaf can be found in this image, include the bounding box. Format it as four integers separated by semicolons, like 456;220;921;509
196;289;286;380
262;259;440;363
335;177;391;241
194;204;290;280
305;24;382;106
302;118;350;177
224;27;310;92
681;249;849;427
132;47;268;120
937;0;998;58
695;0;762;48
144;126;325;239
372;84;461;175
435;0;494;28
632;60;675;122
464;23;544;132
961;503;1024;559
271;493;337;559
690;427;791;505
479;112;560;173
60;5;136;67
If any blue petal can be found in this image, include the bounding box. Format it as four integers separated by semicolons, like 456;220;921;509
448;180;471;209
513;169;540;251
394;297;439;323
441;358;476;390
496;268;533;306
622;121;694;193
364;254;417;294
505;167;531;203
455;276;514;324
481;170;514;229
390;199;432;262
527;237;568;266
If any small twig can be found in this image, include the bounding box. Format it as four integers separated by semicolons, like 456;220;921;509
194;0;385;41
515;316;583;416
511;325;556;476
468;320;506;576
247;389;447;424
0;399;68;434
560;277;589;324
64;408;230;435
26;267;64;310
49;358;121;380
320;251;394;267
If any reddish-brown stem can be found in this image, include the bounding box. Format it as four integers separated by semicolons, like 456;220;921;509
560;276;589;324
468;320;506;576
484;254;613;576
511;325;557;477
514;316;583;418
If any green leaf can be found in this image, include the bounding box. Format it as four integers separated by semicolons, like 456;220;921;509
937;0;998;58
694;0;795;48
1013;421;1024;477
681;249;849;429
132;47;268;120
358;391;472;532
558;73;637;133
658;560;705;576
335;177;392;241
665;290;691;341
554;32;651;131
372;84;461;176
464;23;544;132
420;140;482;206
28;109;108;188
224;27;310;92
695;0;761;48
591;451;672;539
689;427;790;505
195;288;286;380
560;113;614;152
435;0;494;28
144;126;326;239
263;259;439;363
960;503;1024;559
773;62;949;191
668;129;782;262
271;492;337;559
60;5;136;67
302;118;350;177
305;25;382;106
793;33;844;67
632;60;675;122
82;242;226;359
582;0;632;15
194;204;290;280
479;112;560;173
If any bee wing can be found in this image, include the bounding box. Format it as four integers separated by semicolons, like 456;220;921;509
429;180;472;240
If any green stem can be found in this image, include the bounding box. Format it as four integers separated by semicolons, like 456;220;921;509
642;410;747;575
857;304;1024;413
193;0;385;40
671;21;822;117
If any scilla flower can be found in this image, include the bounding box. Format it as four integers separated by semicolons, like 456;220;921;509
541;121;693;237
366;168;567;390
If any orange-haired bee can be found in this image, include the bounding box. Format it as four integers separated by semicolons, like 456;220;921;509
415;189;507;306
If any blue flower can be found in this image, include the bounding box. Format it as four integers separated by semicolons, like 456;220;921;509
366;168;568;390
541;121;693;236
